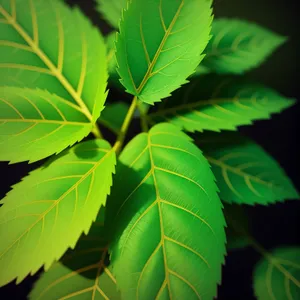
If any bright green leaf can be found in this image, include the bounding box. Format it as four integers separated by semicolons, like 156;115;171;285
0;139;116;287
223;203;250;251
29;208;120;300
197;18;287;74
0;0;108;122
97;0;127;29
148;76;296;132
253;247;300;300
115;0;213;104
98;102;129;134
197;131;299;205
107;123;226;299
0;87;93;163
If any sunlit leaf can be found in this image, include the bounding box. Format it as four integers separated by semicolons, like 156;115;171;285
148;76;295;132
0;140;116;287
0;0;108;122
107;123;226;299
196;131;299;205
29;208;120;300
253;247;300;300
197;18;287;74
115;0;213;104
0;87;93;163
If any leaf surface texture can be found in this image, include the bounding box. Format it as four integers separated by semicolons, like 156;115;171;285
107;123;226;299
29;208;120;300
115;0;213;104
148;76;295;132
197;131;299;205
198;18;286;74
0;140;116;287
253;247;300;300
0;0;108;122
0;87;93;163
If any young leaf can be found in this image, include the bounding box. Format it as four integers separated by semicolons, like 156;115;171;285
197;18;287;74
29;208;120;300
148;76;296;132
0;140;116;287
0;0;108;122
0;87;93;163
107;123;226;299
97;0;127;29
115;0;213;104
253;247;300;300
196;131;299;205
223;203;250;251
98;102;129;134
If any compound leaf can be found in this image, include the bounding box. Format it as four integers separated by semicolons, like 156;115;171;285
0;139;116;287
0;87;93;163
116;0;213;104
253;247;300;300
96;0;127;29
197;18;287;74
29;208;120;300
148;76;295;132
107;123;226;299
197;131;299;205
0;0;108;122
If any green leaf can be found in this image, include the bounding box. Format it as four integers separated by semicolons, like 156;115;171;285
29;208;120;300
0;139;116;287
98;102;129;134
0;0;108;122
253;247;300;300
97;0;127;29
0;87;93;163
198;18;287;74
107;123;226;299
223;203;250;251
148;76;296;132
105;31;123;89
115;0;213;104
196;131;299;205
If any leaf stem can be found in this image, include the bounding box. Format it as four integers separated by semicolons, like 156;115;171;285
113;96;138;154
91;125;102;139
137;102;149;132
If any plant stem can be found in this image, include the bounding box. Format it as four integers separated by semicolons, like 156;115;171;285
91;125;102;139
113;96;138;154
137;102;149;132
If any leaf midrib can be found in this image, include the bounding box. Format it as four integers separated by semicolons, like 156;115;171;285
0;148;114;260
0;118;90;126
206;156;276;188
0;5;93;122
136;0;184;95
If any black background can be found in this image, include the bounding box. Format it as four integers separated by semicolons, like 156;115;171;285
0;0;299;299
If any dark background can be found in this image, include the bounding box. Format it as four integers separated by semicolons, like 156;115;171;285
0;0;299;299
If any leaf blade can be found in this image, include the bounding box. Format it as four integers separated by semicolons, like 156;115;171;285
198;18;287;74
29;208;121;300
253;247;300;300
197;131;299;205
0;139;116;287
115;0;213;104
107;123;226;299
0;0;108;122
148;76;296;132
0;87;93;163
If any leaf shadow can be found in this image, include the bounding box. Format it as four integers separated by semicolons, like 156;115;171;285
30;160;153;296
